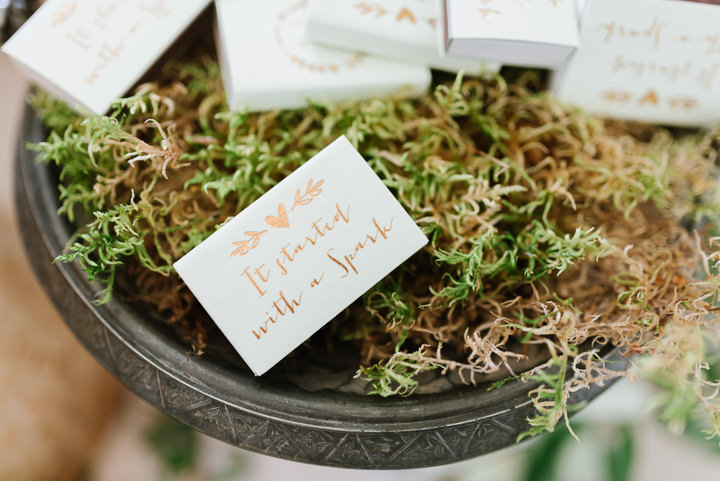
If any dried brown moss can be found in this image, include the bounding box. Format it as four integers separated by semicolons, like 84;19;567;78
31;54;720;440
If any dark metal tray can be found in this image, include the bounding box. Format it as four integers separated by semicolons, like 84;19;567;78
14;104;624;469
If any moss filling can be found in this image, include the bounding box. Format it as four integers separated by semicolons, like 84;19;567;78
29;55;720;441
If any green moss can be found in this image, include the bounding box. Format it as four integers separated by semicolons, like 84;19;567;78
30;56;720;442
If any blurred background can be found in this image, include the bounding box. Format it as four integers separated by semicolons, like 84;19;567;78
2;32;720;481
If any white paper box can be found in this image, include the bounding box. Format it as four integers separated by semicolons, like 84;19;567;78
306;0;499;74
556;0;720;127
2;0;211;115
443;0;580;68
215;0;431;112
174;136;428;375
576;0;588;16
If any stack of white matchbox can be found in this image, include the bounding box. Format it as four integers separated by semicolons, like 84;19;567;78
2;0;582;114
214;0;583;112
214;0;432;112
2;0;212;115
442;0;580;68
553;0;720;127
6;0;720;127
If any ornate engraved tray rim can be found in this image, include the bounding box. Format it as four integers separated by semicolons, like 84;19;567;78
14;105;624;469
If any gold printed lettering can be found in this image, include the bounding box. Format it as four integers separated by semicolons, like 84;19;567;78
638;89;660;106
326;249;350;278
276;257;288;276
396;7;416;23
310;274;325;288
251;290;303;340
265;203;290;229
353;2;388;17
243;267;267;298
327;216;394;278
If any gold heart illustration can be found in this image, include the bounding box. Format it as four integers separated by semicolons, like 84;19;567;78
265;203;290;229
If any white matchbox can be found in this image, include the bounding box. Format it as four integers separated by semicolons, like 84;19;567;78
2;0;211;115
215;0;431;112
306;0;499;75
555;0;720;127
173;136;428;376
442;0;580;68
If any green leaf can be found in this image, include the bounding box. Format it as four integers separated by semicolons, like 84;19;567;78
519;424;583;481
145;416;198;475
606;425;635;481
